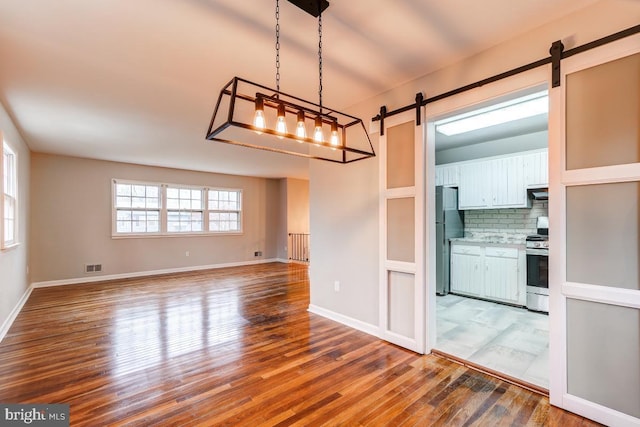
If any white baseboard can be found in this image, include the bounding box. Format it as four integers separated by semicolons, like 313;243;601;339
562;393;640;427
308;304;380;338
275;258;290;263
31;258;283;288
0;286;32;343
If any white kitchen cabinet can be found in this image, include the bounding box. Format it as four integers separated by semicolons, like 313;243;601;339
459;156;529;209
491;156;527;208
450;242;526;306
523;149;548;188
450;244;483;297
435;164;460;187
458;162;491;209
484;246;522;305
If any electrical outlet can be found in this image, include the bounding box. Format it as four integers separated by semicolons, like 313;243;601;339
334;281;340;292
254;251;262;257
185;251;190;257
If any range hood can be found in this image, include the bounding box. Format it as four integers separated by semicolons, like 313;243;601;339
529;189;549;200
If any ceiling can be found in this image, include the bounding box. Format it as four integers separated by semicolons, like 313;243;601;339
0;0;600;179
434;88;549;152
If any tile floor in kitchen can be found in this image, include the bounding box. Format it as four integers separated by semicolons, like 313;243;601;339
435;294;549;389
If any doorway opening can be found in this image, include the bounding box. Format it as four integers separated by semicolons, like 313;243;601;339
430;86;550;390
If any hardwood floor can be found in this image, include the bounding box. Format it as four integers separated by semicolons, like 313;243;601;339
0;263;600;426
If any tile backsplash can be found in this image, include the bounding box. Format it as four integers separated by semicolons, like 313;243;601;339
463;200;548;239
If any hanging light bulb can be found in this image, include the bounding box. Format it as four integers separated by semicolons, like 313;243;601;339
276;103;287;138
253;96;266;133
313;116;324;143
330;120;340;148
295;110;307;140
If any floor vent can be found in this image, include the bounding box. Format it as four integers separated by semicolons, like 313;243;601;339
85;264;103;274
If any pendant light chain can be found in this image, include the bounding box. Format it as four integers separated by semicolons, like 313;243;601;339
275;0;281;94
318;9;323;114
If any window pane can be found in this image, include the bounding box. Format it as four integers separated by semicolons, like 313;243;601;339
192;199;202;210
148;221;159;232
4;219;14;241
117;210;132;221
116;184;131;196
132;197;146;208
132;185;146;197
167;188;179;198
117;221;132;233
167;198;179;210
147;186;159;198
146;197;159;209
192;221;202;232
179;199;191;210
116;196;131;208
180;189;190;199
132;220;146;232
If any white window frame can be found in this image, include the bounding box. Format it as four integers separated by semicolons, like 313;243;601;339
112;179;163;237
2;138;18;249
207;188;243;234
165;185;205;234
112;179;243;238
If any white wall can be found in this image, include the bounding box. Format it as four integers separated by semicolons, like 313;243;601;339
0;102;30;337
309;143;379;324
286;178;309;235
309;0;640;327
29;153;282;283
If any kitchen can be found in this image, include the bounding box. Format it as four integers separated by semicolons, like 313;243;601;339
432;88;550;390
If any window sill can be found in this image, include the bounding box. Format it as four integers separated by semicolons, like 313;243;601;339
111;232;243;239
1;242;20;252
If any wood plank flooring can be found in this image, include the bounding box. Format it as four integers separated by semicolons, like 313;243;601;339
0;263;600;426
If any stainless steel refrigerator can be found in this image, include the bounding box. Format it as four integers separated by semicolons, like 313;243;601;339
436;186;464;295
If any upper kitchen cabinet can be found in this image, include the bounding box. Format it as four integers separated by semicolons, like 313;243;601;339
459;155;529;209
491;156;527;208
459;161;491;209
523;149;549;188
435;164;460;187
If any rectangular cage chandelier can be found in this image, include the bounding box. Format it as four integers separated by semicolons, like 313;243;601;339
206;77;375;163
205;0;375;164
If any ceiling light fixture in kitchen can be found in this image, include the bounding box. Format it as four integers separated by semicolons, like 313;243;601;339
435;91;548;136
205;0;375;164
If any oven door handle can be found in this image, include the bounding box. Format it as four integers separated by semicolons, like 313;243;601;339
526;248;549;256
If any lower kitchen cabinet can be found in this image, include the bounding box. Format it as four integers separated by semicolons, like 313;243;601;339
450;242;526;306
450;245;483;298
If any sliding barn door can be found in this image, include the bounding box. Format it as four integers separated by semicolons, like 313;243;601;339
379;110;425;353
549;32;640;426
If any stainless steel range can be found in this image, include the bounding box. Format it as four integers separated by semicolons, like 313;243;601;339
526;217;549;313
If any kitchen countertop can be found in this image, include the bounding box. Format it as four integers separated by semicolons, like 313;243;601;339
450;235;526;245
